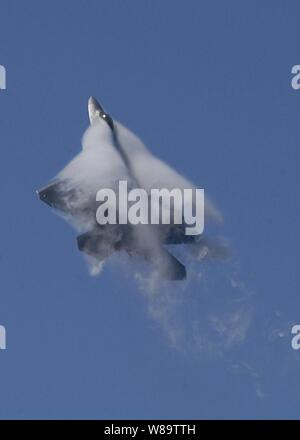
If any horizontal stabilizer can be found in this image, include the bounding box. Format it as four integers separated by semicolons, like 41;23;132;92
142;245;186;281
77;229;116;261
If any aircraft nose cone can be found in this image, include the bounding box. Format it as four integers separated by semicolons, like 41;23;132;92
88;96;96;108
88;96;105;124
88;96;103;112
88;96;96;105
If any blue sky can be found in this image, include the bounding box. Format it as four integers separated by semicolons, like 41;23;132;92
0;0;300;419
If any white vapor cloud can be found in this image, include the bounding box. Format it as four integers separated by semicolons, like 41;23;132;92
44;112;250;357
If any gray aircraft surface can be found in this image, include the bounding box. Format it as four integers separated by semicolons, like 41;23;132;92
37;97;225;280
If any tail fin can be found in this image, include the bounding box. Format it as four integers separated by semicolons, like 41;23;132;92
142;245;186;280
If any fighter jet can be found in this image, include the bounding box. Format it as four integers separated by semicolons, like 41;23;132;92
37;97;225;280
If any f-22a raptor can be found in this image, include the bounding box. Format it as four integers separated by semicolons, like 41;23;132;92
37;97;225;280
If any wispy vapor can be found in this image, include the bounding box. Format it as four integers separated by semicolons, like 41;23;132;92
40;106;250;357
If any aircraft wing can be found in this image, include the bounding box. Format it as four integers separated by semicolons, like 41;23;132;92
114;121;222;224
38;121;134;230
